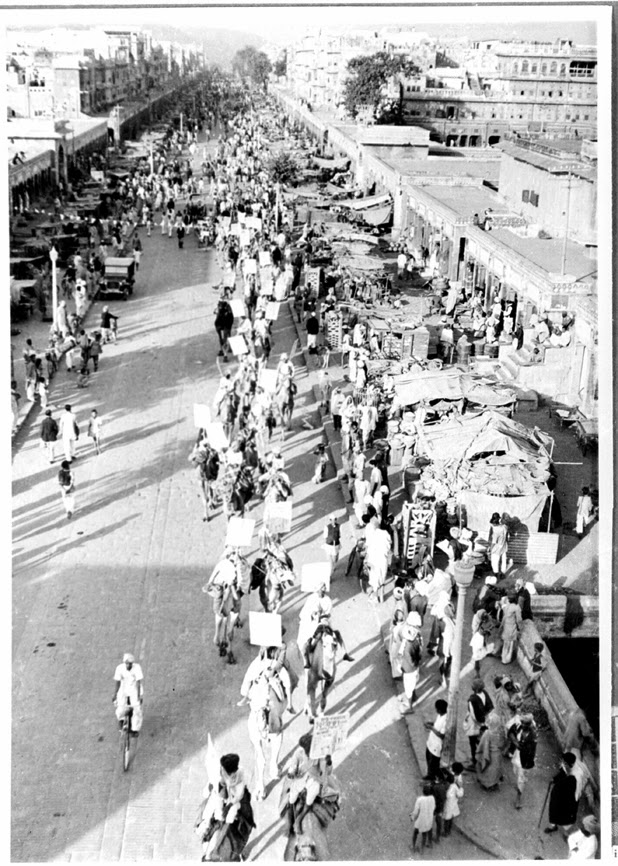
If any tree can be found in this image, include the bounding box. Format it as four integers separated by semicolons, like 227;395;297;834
342;52;420;123
265;151;298;186
232;46;272;90
273;50;287;78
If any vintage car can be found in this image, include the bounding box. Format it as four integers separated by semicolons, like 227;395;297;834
97;257;135;300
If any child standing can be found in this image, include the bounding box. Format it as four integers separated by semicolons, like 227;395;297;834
89;333;103;371
411;783;435;851
523;642;547;698
58;460;75;519
442;768;464;837
87;409;103;455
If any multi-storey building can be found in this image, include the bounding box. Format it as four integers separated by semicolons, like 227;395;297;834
400;39;597;146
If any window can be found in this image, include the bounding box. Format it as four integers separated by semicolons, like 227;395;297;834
530;192;539;207
560;63;566;76
520;90;525;96
541;63;547;75
522;189;530;203
550;61;557;74
513;62;518;74
531;63;537;73
584;114;589;120
521;61;529;74
548;91;553;97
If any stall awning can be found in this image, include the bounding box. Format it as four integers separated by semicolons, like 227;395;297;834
337;193;392;211
394;369;463;406
313;156;350;170
361;203;393;225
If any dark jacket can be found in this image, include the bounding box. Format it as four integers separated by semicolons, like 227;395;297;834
306;314;320;336
40;416;59;442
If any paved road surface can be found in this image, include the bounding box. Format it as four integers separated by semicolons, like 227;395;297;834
12;137;484;862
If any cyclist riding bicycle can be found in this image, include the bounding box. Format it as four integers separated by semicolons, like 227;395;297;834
113;653;144;737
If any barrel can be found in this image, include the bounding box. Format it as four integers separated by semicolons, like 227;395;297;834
486;343;499;358
473;339;485;356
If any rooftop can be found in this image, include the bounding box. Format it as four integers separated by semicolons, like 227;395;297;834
489;228;597;285
388;155;500;184
500;141;596;181
418;182;504;215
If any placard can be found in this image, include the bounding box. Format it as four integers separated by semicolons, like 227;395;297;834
301;562;331;593
229;335;248;356
240;230;251;248
309;712;350;760
248;217;263;232
193;403;211;429
230;223;241;236
244;258;257;275
249;611;282;647
259;368;278;393
223;269;236;289
259;250;271;267
265;302;280;321
264;500;293;535
225;516;255;548
221;215;232;232
205;421;228;451
227;450;243;465
231;298;247;318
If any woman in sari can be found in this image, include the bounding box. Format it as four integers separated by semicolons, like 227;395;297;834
476;711;506;791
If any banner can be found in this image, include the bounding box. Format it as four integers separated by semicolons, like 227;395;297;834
309;712;350;759
301;562;331;593
193;403;211;429
225;516;255;548
249;611;282;647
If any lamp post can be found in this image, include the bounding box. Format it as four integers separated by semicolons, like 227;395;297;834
441;559;476;768
49;245;58;330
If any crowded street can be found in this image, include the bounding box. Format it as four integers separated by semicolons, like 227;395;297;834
10;40;602;861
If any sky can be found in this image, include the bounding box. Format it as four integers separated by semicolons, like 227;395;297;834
5;3;599;44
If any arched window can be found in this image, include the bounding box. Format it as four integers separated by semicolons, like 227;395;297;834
513;61;518;74
531;63;537;74
521;60;529;74
541;63;547;75
550;61;557;74
560;63;566;76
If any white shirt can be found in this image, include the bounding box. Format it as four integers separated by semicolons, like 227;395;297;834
114;662;143;703
567;831;597;859
426;713;447;757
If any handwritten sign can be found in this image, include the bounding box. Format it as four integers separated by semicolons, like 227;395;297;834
240;230;251;248
248;217;263;232
259;250;272;267
223;269;236;289
244;258;257;275
301;562;331;593
265;302;280;321
309;712;350;759
259;368;278;393
225;516;255;548
264;500;293;535
193;403;211;429
231;298;247;318
230;223;241;237
205;421;228;451
249;611;282;647
229;335;248;356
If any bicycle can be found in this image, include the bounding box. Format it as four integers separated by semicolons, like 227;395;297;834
119;701;135;771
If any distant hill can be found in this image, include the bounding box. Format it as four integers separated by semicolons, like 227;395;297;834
148;24;266;68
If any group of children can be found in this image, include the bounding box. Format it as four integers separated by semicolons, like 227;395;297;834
410;761;465;851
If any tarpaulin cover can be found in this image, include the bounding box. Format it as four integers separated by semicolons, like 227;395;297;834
459;489;547;533
461;379;516;407
337;193;392;210
394;369;464;406
417;410;550;463
361;203;393;225
339;255;385;271
313;156;350;170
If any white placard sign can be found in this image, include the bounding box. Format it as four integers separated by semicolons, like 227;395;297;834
309;713;350;760
259;368;278;393
223;270;236;289
244;258;257;275
265;302;281;321
301;562;331;593
259;250;271;267
240;230;251;248
248;217;263;232
221;216;232;233
205;421;228;451
231;298;247;318
230;223;241;237
249;611;282;647
238;213;247;226
193;403;211;429
264;500;293;535
229;335;248;356
225;516;255;548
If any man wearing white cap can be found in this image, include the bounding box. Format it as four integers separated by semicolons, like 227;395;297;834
567;815;599;859
399;612;423;715
113;653;144;733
